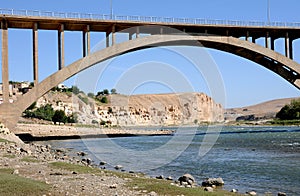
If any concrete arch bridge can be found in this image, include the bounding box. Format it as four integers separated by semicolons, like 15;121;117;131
1;9;300;129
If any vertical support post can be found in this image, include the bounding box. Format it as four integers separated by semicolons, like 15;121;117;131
58;24;64;70
129;32;133;40
82;29;87;57
1;21;9;103
252;37;256;44
33;23;39;86
160;27;164;35
106;31;110;48
285;32;290;58
136;26;140;38
265;32;269;48
111;24;116;46
270;37;275;50
246;31;250;41
86;25;90;55
289;38;293;60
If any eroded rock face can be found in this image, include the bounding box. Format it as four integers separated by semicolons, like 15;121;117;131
98;93;224;126
35;92;224;126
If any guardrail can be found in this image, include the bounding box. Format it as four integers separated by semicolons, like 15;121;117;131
1;8;300;28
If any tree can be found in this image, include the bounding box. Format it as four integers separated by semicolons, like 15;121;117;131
52;110;67;124
100;96;108;104
87;92;95;98
111;88;117;94
103;89;109;95
72;86;80;95
276;99;300;120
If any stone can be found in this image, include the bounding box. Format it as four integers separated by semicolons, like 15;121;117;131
99;161;107;165
114;165;123;170
77;151;87;156
246;191;257;196
148;191;158;196
278;192;287;196
156;175;164;179
204;187;214;192
231;189;238;193
178;174;196;186
202;177;224;187
12;169;19;175
166;176;173;181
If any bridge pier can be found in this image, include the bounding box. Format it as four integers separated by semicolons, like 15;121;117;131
33;23;39;85
285;32;293;59
106;24;116;47
58;24;65;70
270;37;275;51
82;25;90;57
265;32;270;48
1;21;9;103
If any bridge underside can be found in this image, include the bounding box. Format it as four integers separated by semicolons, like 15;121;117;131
1;35;300;130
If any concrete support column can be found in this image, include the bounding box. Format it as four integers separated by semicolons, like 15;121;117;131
285;32;292;59
111;24;116;46
289;38;293;60
136;26;140;38
33;23;39;86
86;25;90;55
160;27;164;35
246;31;250;41
82;25;90;57
106;31;110;47
270;37;275;51
83;30;87;57
58;24;64;70
129;32;133;40
1;21;9;103
265;32;269;48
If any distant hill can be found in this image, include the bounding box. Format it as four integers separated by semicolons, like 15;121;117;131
224;97;300;122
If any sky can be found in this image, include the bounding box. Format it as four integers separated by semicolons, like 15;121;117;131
1;0;300;108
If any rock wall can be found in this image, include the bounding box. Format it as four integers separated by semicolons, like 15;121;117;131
36;92;224;126
97;93;224;126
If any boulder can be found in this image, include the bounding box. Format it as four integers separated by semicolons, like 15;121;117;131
156;175;164;179
202;177;224;187
114;165;123;170
204;187;214;192
246;191;257;196
178;173;196;186
278;192;287;196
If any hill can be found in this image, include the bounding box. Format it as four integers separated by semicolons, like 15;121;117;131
224;97;300;122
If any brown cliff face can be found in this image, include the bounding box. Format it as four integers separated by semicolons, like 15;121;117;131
35;92;224;126
103;92;224;126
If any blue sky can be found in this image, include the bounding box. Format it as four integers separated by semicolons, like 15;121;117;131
1;0;300;108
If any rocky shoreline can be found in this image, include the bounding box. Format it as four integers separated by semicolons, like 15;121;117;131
14;123;174;142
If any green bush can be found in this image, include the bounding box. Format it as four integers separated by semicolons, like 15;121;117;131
100;96;108;104
276;99;300;120
24;104;55;121
52;110;67;124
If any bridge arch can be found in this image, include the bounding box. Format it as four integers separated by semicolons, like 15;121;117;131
1;34;300;129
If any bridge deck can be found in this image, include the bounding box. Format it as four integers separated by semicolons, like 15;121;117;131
1;14;300;39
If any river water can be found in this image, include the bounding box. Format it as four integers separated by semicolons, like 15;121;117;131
39;126;300;195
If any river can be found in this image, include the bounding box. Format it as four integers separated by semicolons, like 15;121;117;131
38;126;300;195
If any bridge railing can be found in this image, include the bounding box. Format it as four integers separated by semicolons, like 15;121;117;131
1;8;300;28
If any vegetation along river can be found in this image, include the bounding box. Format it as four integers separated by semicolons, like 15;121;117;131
38;126;300;195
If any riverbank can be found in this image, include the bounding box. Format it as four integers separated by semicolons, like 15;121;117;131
14;123;175;142
0;137;239;196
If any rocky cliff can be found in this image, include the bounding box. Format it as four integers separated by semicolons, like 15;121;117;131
35;92;224;126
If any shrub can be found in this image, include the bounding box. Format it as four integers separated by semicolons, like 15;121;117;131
52;110;67;124
276;99;300;120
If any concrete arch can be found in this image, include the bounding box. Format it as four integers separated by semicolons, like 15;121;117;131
1;34;300;129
